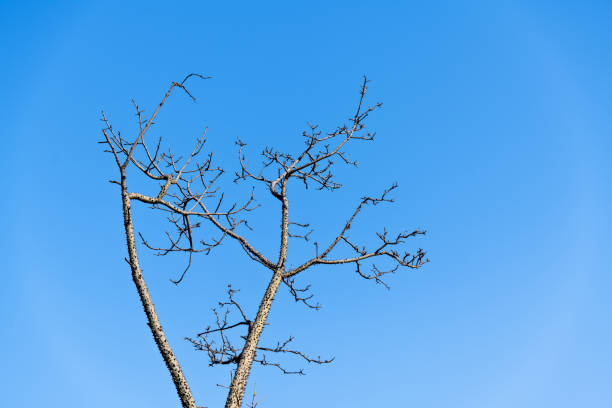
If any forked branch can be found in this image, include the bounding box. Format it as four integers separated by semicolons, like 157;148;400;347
102;74;427;408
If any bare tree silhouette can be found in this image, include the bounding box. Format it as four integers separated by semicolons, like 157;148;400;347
100;74;427;408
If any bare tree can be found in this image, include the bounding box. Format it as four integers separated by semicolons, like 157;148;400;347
100;74;428;408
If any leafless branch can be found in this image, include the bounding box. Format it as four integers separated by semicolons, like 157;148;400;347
187;285;331;374
102;74;427;408
283;277;320;310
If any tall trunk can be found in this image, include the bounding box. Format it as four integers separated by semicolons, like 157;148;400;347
224;271;284;408
120;176;197;408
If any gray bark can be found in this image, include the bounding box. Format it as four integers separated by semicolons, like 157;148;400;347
120;173;197;408
224;271;283;408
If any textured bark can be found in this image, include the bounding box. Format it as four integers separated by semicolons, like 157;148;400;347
102;76;427;408
120;174;197;408
224;182;290;408
224;271;283;408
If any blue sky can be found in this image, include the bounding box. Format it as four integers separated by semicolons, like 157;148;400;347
2;1;611;407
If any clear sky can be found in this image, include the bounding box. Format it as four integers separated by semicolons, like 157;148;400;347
2;1;611;407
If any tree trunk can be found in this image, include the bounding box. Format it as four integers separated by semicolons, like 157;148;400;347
224;271;284;408
120;176;197;408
